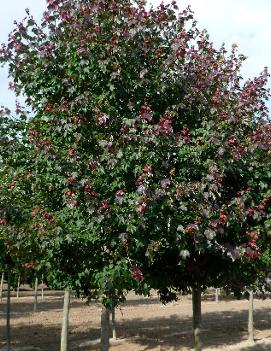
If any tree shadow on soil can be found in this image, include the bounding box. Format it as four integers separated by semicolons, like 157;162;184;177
122;306;271;351
0;322;101;351
123;293;271;307
240;345;271;351
0;305;271;350
0;297;100;317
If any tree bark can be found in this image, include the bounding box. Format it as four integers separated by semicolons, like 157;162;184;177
6;269;11;351
16;275;20;298
34;277;38;312
248;290;254;343
0;272;4;302
100;305;110;351
192;286;203;351
60;289;70;351
111;305;117;340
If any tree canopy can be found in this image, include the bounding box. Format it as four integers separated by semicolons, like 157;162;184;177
0;0;270;313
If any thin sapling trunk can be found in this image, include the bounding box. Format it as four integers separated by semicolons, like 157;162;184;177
248;290;254;343
0;272;4;302
100;305;110;351
192;285;203;351
6;269;11;351
215;288;219;303
41;274;44;300
34;277;38;312
60;289;70;351
111;304;117;340
16;275;20;298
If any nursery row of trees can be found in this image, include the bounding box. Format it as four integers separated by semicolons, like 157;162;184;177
0;0;271;350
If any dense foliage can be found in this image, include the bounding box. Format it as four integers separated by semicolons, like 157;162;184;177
0;0;270;305
0;105;49;295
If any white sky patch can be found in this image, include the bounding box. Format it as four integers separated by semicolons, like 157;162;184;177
150;0;271;81
0;0;270;111
0;1;46;110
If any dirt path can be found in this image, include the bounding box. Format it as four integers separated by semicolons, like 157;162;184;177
0;291;271;350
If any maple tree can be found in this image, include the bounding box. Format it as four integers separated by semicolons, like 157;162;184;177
0;0;270;350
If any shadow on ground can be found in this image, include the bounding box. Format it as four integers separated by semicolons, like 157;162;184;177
0;296;100;317
0;300;271;350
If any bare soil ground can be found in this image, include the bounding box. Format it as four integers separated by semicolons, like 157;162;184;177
1;288;271;351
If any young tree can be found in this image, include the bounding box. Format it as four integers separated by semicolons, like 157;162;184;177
0;106;38;348
1;1;270;350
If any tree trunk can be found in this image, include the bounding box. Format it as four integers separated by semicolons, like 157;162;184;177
0;272;4;302
41;274;44;300
215;288;219;303
111;305;117;340
192;286;203;351
16;275;20;298
34;277;38;312
6;269;11;351
100;305;110;351
60;289;70;351
248;290;254;343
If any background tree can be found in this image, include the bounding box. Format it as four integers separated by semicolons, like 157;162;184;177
0;105;41;348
